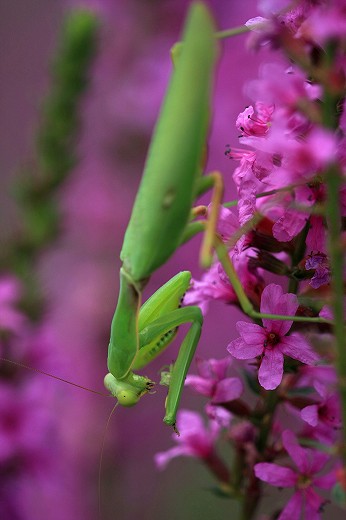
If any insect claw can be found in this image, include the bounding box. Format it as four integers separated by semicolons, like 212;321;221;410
172;423;180;436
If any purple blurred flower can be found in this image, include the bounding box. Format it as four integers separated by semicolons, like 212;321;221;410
227;284;318;390
0;380;54;463
0;276;26;334
296;1;346;44
255;430;336;519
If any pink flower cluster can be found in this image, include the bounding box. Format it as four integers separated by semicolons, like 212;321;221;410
156;1;346;518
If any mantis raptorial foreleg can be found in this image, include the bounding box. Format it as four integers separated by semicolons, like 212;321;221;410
104;271;202;432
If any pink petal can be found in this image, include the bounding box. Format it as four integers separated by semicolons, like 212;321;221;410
313;381;328;399
227;337;263;360
258;349;284;390
280;334;319;365
212;377;243;403
214;206;238;241
309;450;330;475
272;209;307;243
260;284;298;336
208;357;232;380
177;410;205;433
314;469;337;490
278;492;302;520
154;446;188;470
260;284;284;316
301;404;319;427
195;358;213;379
282;430;309;473
305;488;325;520
319;305;333;320
205;403;232;428
236;321;265;344
184;376;214;397
254;462;297;487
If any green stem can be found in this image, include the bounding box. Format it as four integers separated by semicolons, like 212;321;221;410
326;163;346;461
322;43;346;464
215;25;251;40
240;479;261;520
256;391;280;453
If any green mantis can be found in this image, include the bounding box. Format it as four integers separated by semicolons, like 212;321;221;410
104;2;220;431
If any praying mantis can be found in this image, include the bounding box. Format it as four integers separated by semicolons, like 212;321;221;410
103;1;329;432
103;2;220;431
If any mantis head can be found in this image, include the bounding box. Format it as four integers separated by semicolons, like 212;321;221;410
104;372;154;407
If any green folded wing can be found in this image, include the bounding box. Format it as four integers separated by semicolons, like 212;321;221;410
120;2;218;283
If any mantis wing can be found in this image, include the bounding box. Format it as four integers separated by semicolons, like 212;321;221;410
120;2;218;283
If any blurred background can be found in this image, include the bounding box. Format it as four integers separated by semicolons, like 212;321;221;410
0;1;274;519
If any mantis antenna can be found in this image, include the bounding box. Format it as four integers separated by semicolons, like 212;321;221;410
0;357;109;397
98;402;119;520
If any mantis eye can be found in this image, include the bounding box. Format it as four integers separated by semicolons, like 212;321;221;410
104;373;141;407
116;390;140;407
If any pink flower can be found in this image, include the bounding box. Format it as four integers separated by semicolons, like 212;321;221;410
301;381;341;443
236;103;273;138
184;262;237;315
154;410;220;470
255;430;336;519
185;357;243;403
185;357;243;426
227;284;318;390
185;249;264;315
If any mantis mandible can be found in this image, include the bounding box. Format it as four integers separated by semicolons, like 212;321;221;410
103;2;221;432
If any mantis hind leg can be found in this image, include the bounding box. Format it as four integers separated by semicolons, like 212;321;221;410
183;171;224;269
196;170;224;269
